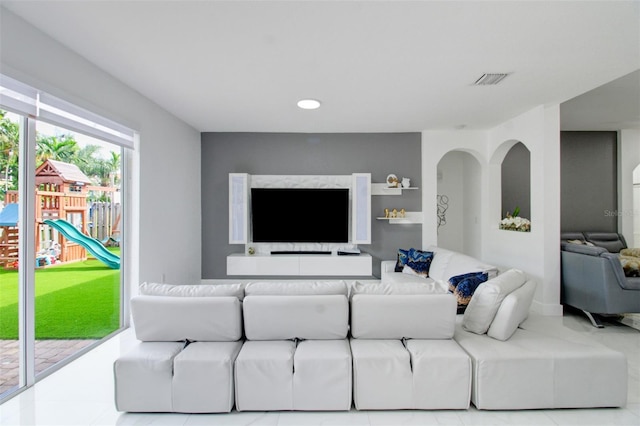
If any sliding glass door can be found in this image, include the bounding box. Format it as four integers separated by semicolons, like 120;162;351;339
0;110;24;396
0;74;132;401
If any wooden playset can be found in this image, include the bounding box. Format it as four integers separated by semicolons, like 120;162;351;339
0;159;118;268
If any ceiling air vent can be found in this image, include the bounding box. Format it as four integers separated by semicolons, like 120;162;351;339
474;73;509;85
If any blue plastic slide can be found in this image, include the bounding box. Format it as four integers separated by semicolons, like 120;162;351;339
43;219;120;269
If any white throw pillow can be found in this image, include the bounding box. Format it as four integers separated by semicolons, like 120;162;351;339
425;245;454;282
462;269;527;334
427;245;498;281
487;280;537;341
139;282;244;300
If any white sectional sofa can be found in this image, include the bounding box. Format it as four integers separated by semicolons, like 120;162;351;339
114;256;628;413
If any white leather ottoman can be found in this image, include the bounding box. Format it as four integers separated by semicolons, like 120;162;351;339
172;341;243;413
114;341;183;412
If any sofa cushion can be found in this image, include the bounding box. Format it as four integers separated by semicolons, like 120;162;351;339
131;296;243;342
243;294;349;340
583;232;627;253
560;232;586;243
462;269;527;335
394;248;411;272
454;321;628;410
244;280;348;296
139;282;244;300
426;245;497;282
350;294;457;339
352;280;447;297
486;280;536;341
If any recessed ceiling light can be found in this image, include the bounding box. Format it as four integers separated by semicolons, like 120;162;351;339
297;99;321;110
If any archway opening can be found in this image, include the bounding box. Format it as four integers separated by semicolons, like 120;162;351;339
436;150;482;257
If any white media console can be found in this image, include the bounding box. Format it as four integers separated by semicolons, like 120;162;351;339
226;253;372;276
228;173;372;276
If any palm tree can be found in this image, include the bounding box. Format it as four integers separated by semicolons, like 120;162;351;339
0;111;20;198
106;151;121;187
36;135;79;165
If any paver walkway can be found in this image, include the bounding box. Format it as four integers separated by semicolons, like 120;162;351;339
0;339;95;395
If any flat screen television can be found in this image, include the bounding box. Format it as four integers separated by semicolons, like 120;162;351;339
251;188;349;243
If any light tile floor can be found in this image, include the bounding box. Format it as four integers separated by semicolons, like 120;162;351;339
0;339;96;395
0;311;638;426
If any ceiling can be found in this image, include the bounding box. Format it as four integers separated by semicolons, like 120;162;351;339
2;0;639;133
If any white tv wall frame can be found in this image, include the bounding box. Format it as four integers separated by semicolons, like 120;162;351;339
227;173;372;276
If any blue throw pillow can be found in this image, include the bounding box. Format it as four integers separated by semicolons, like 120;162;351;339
448;271;488;292
403;248;435;277
451;273;489;306
394;248;411;272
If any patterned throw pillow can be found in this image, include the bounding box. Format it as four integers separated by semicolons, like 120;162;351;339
394;248;411;272
448;271;487;292
402;248;435;278
447;272;489;312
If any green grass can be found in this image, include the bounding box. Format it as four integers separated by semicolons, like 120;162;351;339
0;249;120;339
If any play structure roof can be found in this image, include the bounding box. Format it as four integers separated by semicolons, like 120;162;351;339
0;203;18;227
36;159;92;185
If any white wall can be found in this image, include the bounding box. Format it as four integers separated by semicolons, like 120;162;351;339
619;129;640;245
0;8;202;290
422;105;562;316
485;105;562;316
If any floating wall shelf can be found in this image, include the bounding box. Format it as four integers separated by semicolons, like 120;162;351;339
371;183;419;196
376;211;423;224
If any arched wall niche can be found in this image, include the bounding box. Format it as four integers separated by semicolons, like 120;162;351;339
436;148;483;258
489;140;532;230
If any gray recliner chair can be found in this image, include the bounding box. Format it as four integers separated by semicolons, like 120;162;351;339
560;232;640;327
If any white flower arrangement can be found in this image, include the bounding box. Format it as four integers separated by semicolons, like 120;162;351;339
499;207;531;232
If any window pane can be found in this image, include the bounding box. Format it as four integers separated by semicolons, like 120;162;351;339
0;110;21;397
33;121;122;378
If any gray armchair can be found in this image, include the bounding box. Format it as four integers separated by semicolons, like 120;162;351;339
560;232;640;327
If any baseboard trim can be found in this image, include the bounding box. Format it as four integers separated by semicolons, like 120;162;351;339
531;300;563;316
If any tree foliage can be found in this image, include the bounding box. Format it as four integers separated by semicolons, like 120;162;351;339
0;111;121;202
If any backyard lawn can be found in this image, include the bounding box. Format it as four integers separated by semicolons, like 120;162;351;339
0;249;120;339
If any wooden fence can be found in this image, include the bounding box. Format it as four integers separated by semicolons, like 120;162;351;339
88;202;121;243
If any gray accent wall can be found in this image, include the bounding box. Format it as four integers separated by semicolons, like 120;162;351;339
201;132;422;278
561;131;618;232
